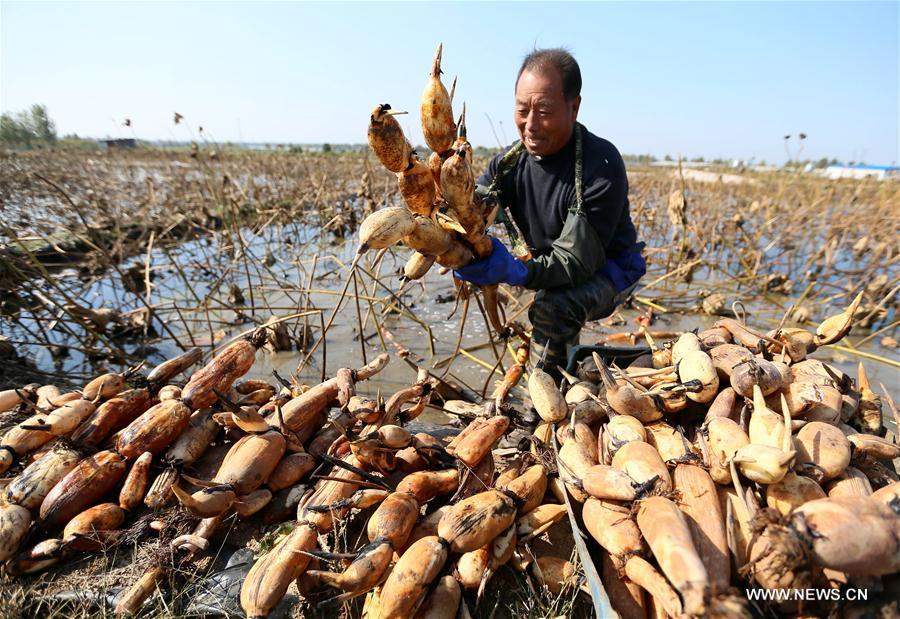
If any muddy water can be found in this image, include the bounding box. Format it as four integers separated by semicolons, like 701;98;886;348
7;220;899;422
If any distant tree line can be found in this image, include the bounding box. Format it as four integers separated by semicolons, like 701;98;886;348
0;105;57;148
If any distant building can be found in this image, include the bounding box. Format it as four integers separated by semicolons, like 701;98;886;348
822;164;899;181
100;138;136;149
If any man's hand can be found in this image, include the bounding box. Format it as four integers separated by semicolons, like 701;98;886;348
453;237;529;286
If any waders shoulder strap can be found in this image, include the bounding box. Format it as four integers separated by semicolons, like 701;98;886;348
485;124;585;257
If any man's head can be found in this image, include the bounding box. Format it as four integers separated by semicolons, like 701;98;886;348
514;48;582;157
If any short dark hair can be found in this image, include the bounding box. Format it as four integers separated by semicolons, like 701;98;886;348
517;48;582;101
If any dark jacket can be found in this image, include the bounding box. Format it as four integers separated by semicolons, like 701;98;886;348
478;124;644;290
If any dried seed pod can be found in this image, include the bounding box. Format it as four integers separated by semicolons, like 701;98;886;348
181;330;266;410
40;450;126;528
0;503;32;561
437;489;517;554
359;206;418;253
119;451;153;510
117;399;191;459
62;503;125;551
6;443;81;511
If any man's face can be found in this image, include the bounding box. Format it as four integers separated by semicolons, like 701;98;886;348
514;67;581;157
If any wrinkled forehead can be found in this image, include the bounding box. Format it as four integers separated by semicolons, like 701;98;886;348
515;66;566;100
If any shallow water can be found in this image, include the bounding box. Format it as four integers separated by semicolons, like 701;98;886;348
4;214;898;417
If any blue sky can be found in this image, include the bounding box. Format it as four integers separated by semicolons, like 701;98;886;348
2;1;897;164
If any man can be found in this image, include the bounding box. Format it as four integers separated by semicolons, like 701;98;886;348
454;48;645;378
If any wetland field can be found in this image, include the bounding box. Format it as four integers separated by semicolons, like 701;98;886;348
0;145;897;618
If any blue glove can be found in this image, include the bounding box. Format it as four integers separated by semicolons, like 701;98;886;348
453;237;529;286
